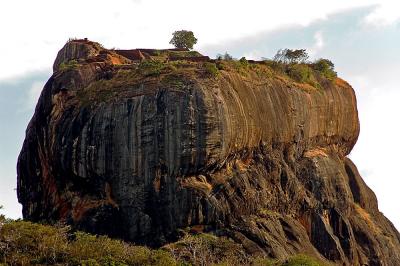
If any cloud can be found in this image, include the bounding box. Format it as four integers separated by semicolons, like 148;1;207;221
308;31;324;57
0;72;48;219
0;0;387;80
26;81;44;111
0;161;22;219
349;87;400;228
364;1;400;26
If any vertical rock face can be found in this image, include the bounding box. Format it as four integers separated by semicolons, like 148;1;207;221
18;40;400;265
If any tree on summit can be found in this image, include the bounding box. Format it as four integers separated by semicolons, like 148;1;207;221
273;48;309;64
169;30;198;50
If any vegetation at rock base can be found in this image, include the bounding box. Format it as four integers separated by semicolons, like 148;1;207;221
0;216;328;266
0;220;175;266
169;30;198;50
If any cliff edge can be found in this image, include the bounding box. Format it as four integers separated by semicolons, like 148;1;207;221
17;39;400;265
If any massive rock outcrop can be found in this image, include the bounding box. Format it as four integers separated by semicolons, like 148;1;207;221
18;40;400;265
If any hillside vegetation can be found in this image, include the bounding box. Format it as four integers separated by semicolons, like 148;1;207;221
0;217;326;266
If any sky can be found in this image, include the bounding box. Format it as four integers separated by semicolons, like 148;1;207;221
1;0;400;229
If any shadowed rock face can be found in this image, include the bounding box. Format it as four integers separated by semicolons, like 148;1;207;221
18;40;400;265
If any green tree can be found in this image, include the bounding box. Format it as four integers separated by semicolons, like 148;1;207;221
216;52;234;60
169;30;198;50
273;49;309;64
0;205;5;226
312;58;337;80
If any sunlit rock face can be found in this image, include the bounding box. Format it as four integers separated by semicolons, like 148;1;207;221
17;40;400;265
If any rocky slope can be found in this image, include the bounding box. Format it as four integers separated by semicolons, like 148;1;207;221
17;39;400;265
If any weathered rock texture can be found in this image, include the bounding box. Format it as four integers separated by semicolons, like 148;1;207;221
18;40;400;265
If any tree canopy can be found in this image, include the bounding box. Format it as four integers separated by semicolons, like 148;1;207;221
169;30;198;50
273;49;309;64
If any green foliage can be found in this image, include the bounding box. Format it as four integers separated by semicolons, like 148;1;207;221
59;59;79;71
263;59;286;74
169;30;198;50
251;256;280;266
0;221;69;265
283;254;324;266
270;49;336;85
265;52;338;87
312;59;337;81
138;60;166;76
0;205;4;221
147;250;177;266
286;64;316;85
203;62;219;77
0;220;176;266
168;233;247;265
168;50;202;58
239;57;249;67
274;49;309;64
0;219;325;266
216;52;233;60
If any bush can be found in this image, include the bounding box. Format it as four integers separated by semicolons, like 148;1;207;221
0;221;69;265
286;64;314;83
168;233;247;265
203;62;219;77
0;220;176;266
138;60;165;76
264;59;286;74
252;256;280;266
283;254;324;266
273;49;309;64
216;52;233;60
0;219;326;266
239;57;249;67
148;250;177;266
59;59;79;71
312;59;337;81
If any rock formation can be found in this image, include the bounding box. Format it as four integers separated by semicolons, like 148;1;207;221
17;39;400;265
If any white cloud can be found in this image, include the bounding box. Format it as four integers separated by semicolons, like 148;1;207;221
0;162;22;219
27;81;44;110
349;79;400;229
13;80;46;113
0;0;388;81
364;1;400;26
243;50;264;60
308;31;325;58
